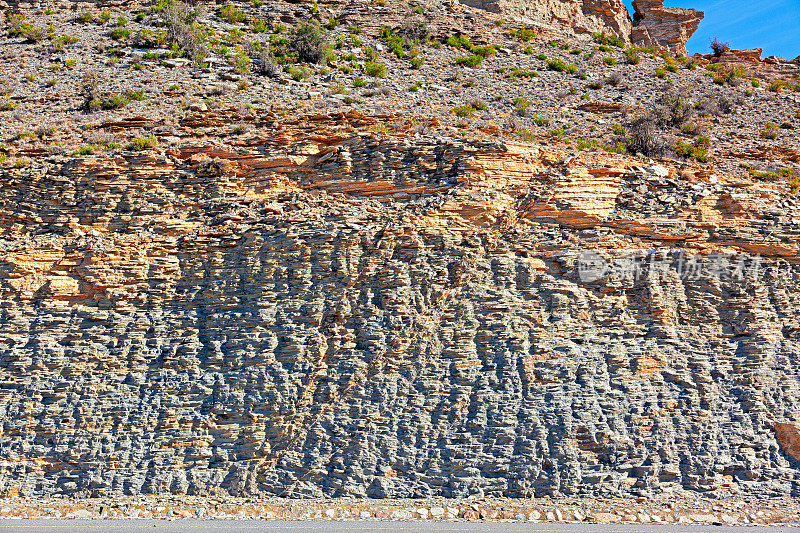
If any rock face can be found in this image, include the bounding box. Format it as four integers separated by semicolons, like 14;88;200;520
631;0;704;56
460;0;704;54
458;0;633;40
1;109;800;499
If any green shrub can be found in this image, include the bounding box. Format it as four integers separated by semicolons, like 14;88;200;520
219;5;245;23
126;136;157;151
250;18;269;33
291;21;330;63
603;56;616;66
352;76;367;88
761;122;779;140
510;28;536;42
364;60;386;77
675;139;709;162
455;55;483;68
513;97;530;115
536;53;547;61
78;12;94;23
655;67;666;78
91;92;128;110
125;89;145;101
547;59;567;72
472;45;496;58
592;32;624;48
410;56;424;69
109;28;131;40
451;104;475;117
446;35;473;50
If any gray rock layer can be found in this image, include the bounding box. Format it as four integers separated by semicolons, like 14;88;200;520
1;127;799;500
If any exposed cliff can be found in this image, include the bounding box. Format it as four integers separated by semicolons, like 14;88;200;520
460;0;704;54
631;0;704;56
0;0;799;503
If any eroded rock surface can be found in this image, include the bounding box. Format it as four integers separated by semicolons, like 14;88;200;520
631;0;704;56
1;108;799;499
458;0;633;40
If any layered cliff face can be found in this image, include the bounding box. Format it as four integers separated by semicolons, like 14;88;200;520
457;0;633;41
1;0;799;502
459;0;704;54
631;0;704;56
1;108;799;498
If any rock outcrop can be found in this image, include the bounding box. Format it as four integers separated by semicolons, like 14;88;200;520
458;0;633;40
631;0;704;56
1;108;800;499
460;0;704;55
0;0;798;504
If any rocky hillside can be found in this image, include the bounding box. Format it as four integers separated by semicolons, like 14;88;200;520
1;0;800;501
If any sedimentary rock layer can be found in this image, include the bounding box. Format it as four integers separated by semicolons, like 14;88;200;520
1;111;799;499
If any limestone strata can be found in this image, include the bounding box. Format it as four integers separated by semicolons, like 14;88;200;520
1;109;800;499
457;0;633;39
631;0;704;56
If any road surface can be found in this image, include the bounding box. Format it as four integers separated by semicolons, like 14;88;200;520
1;521;798;532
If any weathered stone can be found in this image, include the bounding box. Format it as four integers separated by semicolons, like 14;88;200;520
630;0;704;55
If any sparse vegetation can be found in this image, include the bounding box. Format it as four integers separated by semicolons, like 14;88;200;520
761;122;779;140
364;61;386;77
592;32;624;48
710;37;730;56
125;136;158;151
451;104;476;117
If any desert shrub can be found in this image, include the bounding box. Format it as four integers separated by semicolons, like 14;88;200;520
472;45;496;58
653;92;694;128
455;55;483;68
625;116;666;156
92;92;128;110
254;49;279;77
607;71;622;86
9;21;44;42
451;104;475;117
510;28;536;42
710;37;730;56
513;96;531;116
547;59;567;72
625;48;641;65
364;61;386;77
410;56;424;69
769;80;788;92
446;35;473;50
250;18;269;33
291;21;329;63
592;32;624;48
588;79;603;90
761;122;779;140
397;21;429;42
654;67;666;78
219;5;245;23
109;28;131;40
80;72;101;113
126;136;157;151
603;56;617;66
125;89;145;101
158;0;208;62
675;139;709;162
352;77;367;88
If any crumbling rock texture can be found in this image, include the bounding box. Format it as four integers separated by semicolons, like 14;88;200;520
631;0;704;56
458;0;633;41
461;0;703;54
1;109;799;499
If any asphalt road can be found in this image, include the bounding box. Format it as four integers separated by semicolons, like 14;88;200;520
1;521;798;532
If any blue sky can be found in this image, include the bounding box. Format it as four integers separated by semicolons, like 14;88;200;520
623;1;800;59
